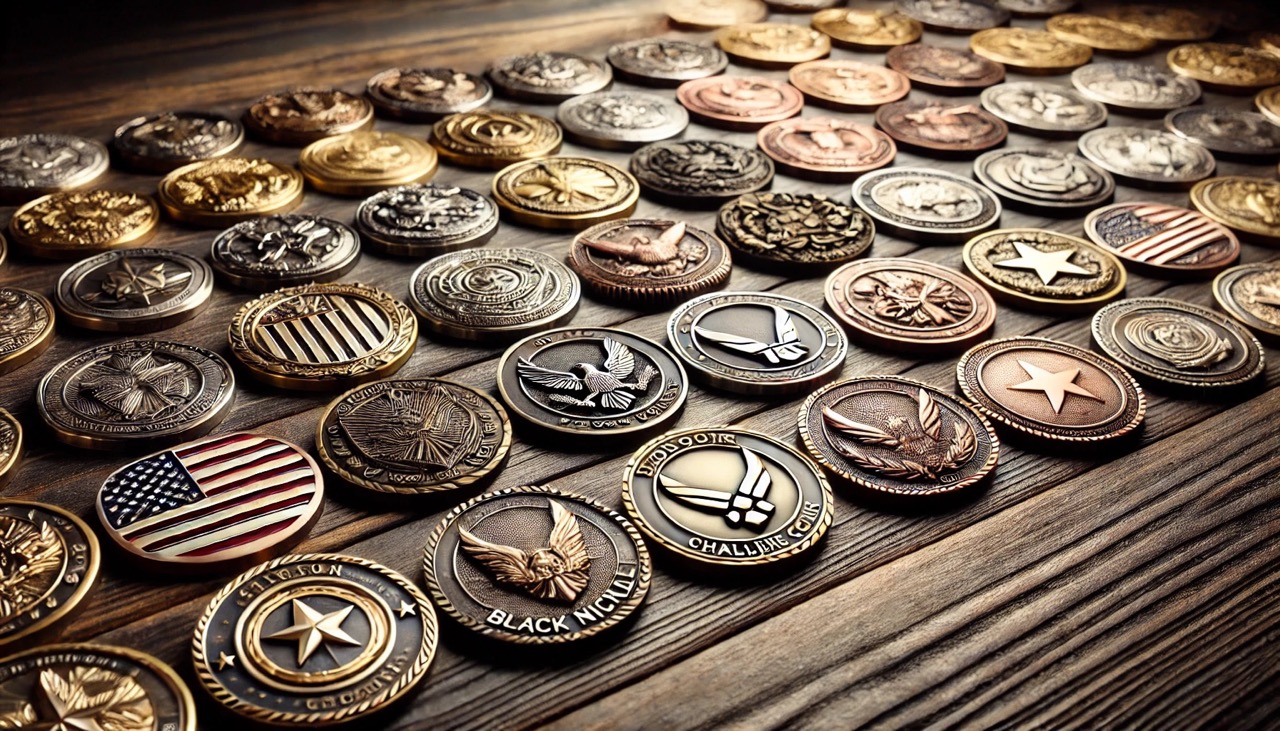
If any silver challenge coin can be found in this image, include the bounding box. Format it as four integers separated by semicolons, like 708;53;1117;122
895;0;1010;32
1164;108;1280;158
487;52;612;102
112;111;245;172
974;148;1114;214
210;214;361;291
606;39;728;86
557;91;689;151
979;82;1106;137
851;168;1001;244
55;248;214;333
1071;62;1201;114
355;184;498;256
1077;127;1215;190
0;134;109;203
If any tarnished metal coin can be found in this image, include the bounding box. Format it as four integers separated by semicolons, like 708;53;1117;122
229;282;417;391
997;0;1075;16
621;428;833;568
113;111;244;172
1071;62;1201;114
886;44;1005;92
1213;262;1280;342
799;377;999;496
496;327;687;438
1091;298;1263;390
895;0;1010;32
666;0;768;29
55;248;214;332
825;258;997;353
963;228;1126;312
979;82;1106;136
973;148;1114;213
298;130;438;196
0;134;108;203
716;23;831;68
1045;14;1155;54
9;190;159;259
38;339;235;450
243;88;374;145
876;100;1008;155
365;67;492;120
0;287;55;376
210;214;361;291
787;60;912;111
318;379;511;494
1165;108;1280;158
487;52;612;102
0;409;19;488
1190;176;1280;245
630;140;774;207
355;183;497;256
1256;86;1280;126
1077;126;1215;190
97;433;323;571
158;157;304;226
431;110;562;169
569;219;731;306
675;75;804;130
1167;43;1280;93
851;168;1001;244
667;292;847;394
1099;5;1217;42
409;248;580;341
1084;202;1239;278
492;156;638;230
811;9;923;50
557;91;689;150
718;192;874;270
0;500;99;648
0;644;195;731
971;28;1092;74
606;38;728;86
424;485;650;643
757;117;896;181
957;336;1145;442
193;553;436;726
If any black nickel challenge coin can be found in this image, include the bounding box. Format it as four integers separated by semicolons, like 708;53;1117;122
211;214;361;291
355;183;498;256
630;139;774;208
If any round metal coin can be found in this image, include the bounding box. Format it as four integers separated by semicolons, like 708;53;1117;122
569;219;731;307
243;88;374;145
557;91;689;150
492;156;638;230
38;339;235;450
298;130;438;196
675;75;804;131
717;192;874;270
876;100;1008;155
424;485;650;643
787;60;912;111
1213;262;1280;342
757;117;897;181
193;553;437;726
716;23;831;68
621;428;833;568
851;167;1002;244
1098;5;1217;42
630;139;774;207
1045;14;1155;54
979;82;1106;137
973;148;1114;214
886;44;1005;92
970;28;1091;74
431;110;562;169
957;336;1145;442
1190;176;1280;245
766;0;842;10
963;228;1126;312
1256;86;1280;126
666;0;768;30
895;0;1010;32
0;134;108;203
55;247;214;332
1165;108;1280;158
112;111;245;172
606;38;728;86
210;214;361;291
355;183;498;256
1084;202;1239;278
1167;43;1280;93
487;52;612;102
9;190;159;259
997;0;1075;16
365;67;492;121
0;286;55;376
1071;62;1201;114
811;9;923;50
799;376;999;496
1077;127;1215;190
158;157;305;227
0;409;19;488
0;500;99;648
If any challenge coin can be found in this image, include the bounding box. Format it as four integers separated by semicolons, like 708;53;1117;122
811;9;923;50
606;38;728;86
569;219;731;307
717;192;874;269
423;485;650;643
1164;108;1280;158
757;116;896;181
895;0;1010;32
1191;176;1280;245
1077;127;1215;190
1084;202;1239;278
1257;85;1280;125
973;148;1114;214
1213;262;1280;342
885;44;1005;92
243;88;374;145
1045;14;1155;54
715;23;831;68
210;214;361;291
430;110;562;170
487;52;612;102
365;67;492;121
112;111;245;172
298;130;438;196
1098;5;1217;41
787;60;911;111
766;0;841;10
979;82;1106;137
970;28;1091;74
675;75;804;131
355;183;498;256
158;157;304;226
851;168;1001;244
492;156;638;230
557;91;689;150
0;500;99;648
9;190;159;259
55;248;214;332
0;409;19;488
666;0;768;29
1167;43;1280;93
630;140;774;207
0;134;108;203
0;286;55;376
963;228;1126;312
1071;62;1201;114
875;100;1008;155
998;0;1077;17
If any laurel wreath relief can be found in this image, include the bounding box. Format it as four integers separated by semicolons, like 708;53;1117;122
822;388;976;481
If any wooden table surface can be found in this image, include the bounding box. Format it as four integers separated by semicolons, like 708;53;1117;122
3;1;1279;729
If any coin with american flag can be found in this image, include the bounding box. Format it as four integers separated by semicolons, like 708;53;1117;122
95;432;324;571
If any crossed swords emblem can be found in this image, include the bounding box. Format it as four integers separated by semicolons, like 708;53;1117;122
658;446;776;531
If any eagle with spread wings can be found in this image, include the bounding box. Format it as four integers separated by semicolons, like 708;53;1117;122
516;337;657;412
459;500;592;603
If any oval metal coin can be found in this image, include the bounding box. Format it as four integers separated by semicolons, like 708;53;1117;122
430;110;562;169
9;190;159;259
757;117;896;181
365;67;492;120
569;218;731;307
1099;5;1216;41
1077;127;1215;190
963;228;1126;312
298;130;438;196
112;111;244;172
487;52;612;102
631;139;774;207
666;0;768;29
970;28;1092;74
1257;86;1280;125
492;156;638;230
0;500;99;648
973;148;1114;213
876;100;1008;155
0;134;108;203
788;60;911;111
210;214;360;291
55;247;214;332
979;82;1106;137
0;286;55;376
244;88;374;145
1084;202;1239;278
355;183;498;256
811;9;923;50
1167;43;1280;93
718;192;874;270
1165;108;1280;158
0;409;19;488
1045;14;1155;54
158;157;305;227
675;75;804;131
557;91;689;150
1071;62;1201;114
606;38;728;86
851;168;1001;244
716;23;831;68
1213;262;1280;342
997;0;1076;17
895;0;1010;32
886;44;1005;92
1191;176;1280;245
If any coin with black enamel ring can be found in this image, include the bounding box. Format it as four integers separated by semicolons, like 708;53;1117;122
355;184;498;257
365;67;492;121
10;189;160;260
606;39;728;86
0;409;20;488
1071;63;1201;115
0;500;99;648
1213;262;1280;343
811;9;923;51
569;218;731;307
667;292;847;395
0;134;108;203
675;76;804;131
424;485;650;644
963;228;1126;313
630;140;774;208
112;111;244;172
492;156;638;230
1091;298;1264;390
1165;108;1280;159
979;82;1106;137
431;110;563;170
875;100;1008;156
487;52;612;102
798;376;999;496
0;286;55;376
210;214;360;291
557;92;689;151
193;553;437;726
886;44;1005;93
244;88;374;146
299;130;438;196
410;248;580;342
1077;127;1215;190
1045;14;1155;54
718;192;874;271
55;248;214;333
497;327;687;438
851;168;1001;244
757;117;896;181
38;339;235;450
621;427;833;568
973;148;1114;214
894;0;1010;32
1084;202;1239;279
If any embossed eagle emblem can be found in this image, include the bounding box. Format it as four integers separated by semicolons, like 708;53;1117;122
459;500;592;602
517;337;657;412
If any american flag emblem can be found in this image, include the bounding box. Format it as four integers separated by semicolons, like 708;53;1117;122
97;433;323;564
257;294;391;365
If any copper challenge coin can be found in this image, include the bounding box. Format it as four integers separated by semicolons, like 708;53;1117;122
825;258;996;354
355;183;498;257
0;286;55;376
410;248;580;342
113;110;244;172
667;291;848;395
97;433;323;572
430;110;562;170
894;0;1010;33
1165;108;1280;159
1084;202;1239;279
630;140;774;208
970;28;1092;74
715;23;831;69
973;148;1114;214
0;500;99;648
55;247;215;333
757;117;896;181
193;553;437;726
0;134;108;203
787;60;911;111
9;189;159;260
557;91;689;151
621;428;833;568
243;88;374;145
158;157;304;227
1191;176;1280;245
569;219;731;307
492;157;638;230
424;485;650;643
229;282;417;391
1077;127;1215;190
606;38;728;86
487;52;612;102
496;327;687;439
1071;62;1201;115
1214;262;1280;343
210;214;361;291
798;377;999;496
811;9;923;51
1092;298;1264;390
1167;43;1280;94
851;168;1001;244
718;192;874;270
0;644;195;731
963;229;1126;313
298;130;438;196
876;100;1008;156
886;44;1005;93
0;409;20;487
1045;14;1155;55
979;82;1107;137
957;336;1145;443
365;67;492;121
318;379;511;495
666;0;768;30
676;75;804;131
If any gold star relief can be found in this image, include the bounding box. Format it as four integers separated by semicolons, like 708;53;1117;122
396;600;417;618
217;652;236;671
265;599;362;667
996;241;1092;285
1007;359;1104;414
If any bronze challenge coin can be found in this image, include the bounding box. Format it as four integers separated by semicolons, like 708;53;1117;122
970;28;1092;74
875;100;1008;155
717;192;874;270
424;485;650;643
112;111;245;172
318;378;511;495
355;183;498;257
851;168;1001;244
193;553;437;726
0;408;20;488
825;258;996;354
716;23;831;69
886;44;1005;92
667;291;848;395
0;134;108;203
210;214;361;291
1214;262;1280;343
430;110;562;170
1077;127;1215;190
365;67;493;121
798;376;999;496
298;130;438;196
55;247;215;333
9;189;159;260
621;428;833;568
159;157;305;227
0;500;100;648
243;88;374;145
788;60;911;111
675;75;804;131
963;228;1126;313
957;336;1145;443
569;219;731;307
630;139;774;208
1084;202;1240;279
757;116;896;181
606;38;728;86
811;9;923;51
973;148;1114;214
0;286;55;376
1191;176;1280;245
487;52;612;102
493;157;638;231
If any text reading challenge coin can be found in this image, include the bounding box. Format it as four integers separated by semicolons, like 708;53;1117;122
0;500;99;648
493;157;638;230
487;52;612;102
159;157;304;227
355;183;498;256
963;229;1125;313
430;110;562;170
979;82;1106;137
1071;62;1201;114
0;134;108;203
569;219;731;307
606;38;728;86
757;117;896;181
676;76;804;131
0;409;19;488
9;190;159;260
716;23;831;68
718;192;874;270
112;111;244;172
1084;202;1239;278
851;168;1001;244
0;287;55;376
1077;127;1215;190
811;9;923;50
886;44;1005;92
876;100;1008;155
210;214;361;292
55;248;214;332
298;130;438;196
557;91;689;151
244;88;374;145
973;148;1114;214
365;67;492;121
630;139;774;208
1191;176;1280;245
1214;262;1280;343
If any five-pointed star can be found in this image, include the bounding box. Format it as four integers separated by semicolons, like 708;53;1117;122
396;600;417;618
996;241;1092;285
1007;359;1103;414
265;599;361;667
218;652;236;671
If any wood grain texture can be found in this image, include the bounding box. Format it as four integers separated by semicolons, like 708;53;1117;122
1;1;1278;729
